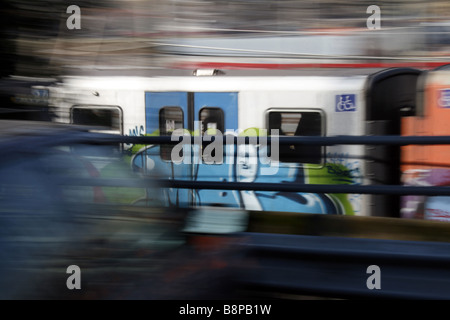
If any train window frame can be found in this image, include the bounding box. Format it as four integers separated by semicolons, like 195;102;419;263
159;106;185;161
70;105;123;134
265;108;326;167
199;107;225;164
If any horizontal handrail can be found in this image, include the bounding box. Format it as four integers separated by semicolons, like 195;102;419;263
235;232;450;299
71;133;450;146
58;177;450;196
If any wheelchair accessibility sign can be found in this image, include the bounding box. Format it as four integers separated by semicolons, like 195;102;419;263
336;94;356;112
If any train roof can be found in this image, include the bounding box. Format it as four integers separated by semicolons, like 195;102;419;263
56;73;369;92
51;67;423;94
55;67;404;91
59;67;389;78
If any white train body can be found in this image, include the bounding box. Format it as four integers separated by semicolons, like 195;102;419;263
48;68;421;217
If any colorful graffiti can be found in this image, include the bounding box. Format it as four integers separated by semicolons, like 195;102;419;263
321;152;363;215
401;169;450;221
129;133;363;215
128;125;145;137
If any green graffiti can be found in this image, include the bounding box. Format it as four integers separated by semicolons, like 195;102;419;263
99;160;146;204
305;163;361;215
124;127;362;214
239;127;267;137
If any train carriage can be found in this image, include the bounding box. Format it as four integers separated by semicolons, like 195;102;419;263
402;68;450;221
48;67;421;217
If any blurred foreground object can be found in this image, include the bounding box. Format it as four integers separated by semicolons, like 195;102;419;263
0;76;56;121
2;120;450;300
0;120;186;299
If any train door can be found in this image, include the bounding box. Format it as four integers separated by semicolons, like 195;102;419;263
365;67;422;217
193;92;239;207
401;69;450;221
140;92;190;207
139;91;238;208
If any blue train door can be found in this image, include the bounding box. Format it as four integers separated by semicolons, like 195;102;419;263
193;92;239;207
137;92;189;206
137;91;238;208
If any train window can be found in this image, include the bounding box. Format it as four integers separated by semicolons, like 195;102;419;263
71;106;122;134
267;110;323;164
199;108;224;163
200;108;224;135
159;107;184;161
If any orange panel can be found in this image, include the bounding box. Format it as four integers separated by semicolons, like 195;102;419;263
402;72;450;171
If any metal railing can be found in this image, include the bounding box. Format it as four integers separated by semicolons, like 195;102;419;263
33;131;450;196
3;124;450;299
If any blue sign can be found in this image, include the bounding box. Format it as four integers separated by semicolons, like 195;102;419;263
335;94;356;112
438;89;450;108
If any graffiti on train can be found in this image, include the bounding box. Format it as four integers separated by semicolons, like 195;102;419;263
401;169;450;221
130;140;363;215
128;125;145;137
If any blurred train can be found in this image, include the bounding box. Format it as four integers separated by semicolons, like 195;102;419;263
401;66;450;221
42;67;427;218
0;75;55;121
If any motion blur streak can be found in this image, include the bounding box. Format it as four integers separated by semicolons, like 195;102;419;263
1;0;450;78
2;1;450;301
0;121;251;299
